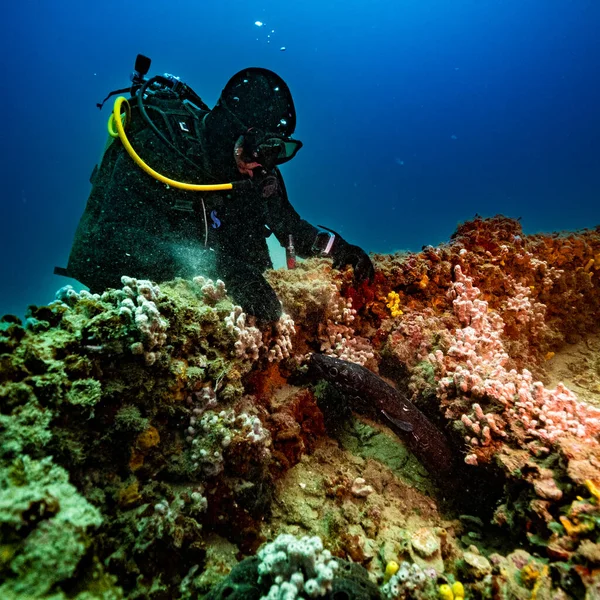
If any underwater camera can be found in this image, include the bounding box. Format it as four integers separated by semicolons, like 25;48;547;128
96;54;153;109
131;54;151;86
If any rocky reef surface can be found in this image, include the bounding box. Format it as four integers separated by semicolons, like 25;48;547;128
2;216;600;599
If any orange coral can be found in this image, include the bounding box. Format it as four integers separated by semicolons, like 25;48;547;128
118;480;142;508
136;425;160;451
129;425;160;471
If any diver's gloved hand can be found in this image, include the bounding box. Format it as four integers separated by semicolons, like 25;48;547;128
332;239;375;283
217;257;283;325
233;281;282;326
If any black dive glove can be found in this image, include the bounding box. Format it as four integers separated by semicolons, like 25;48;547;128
217;256;282;325
331;238;375;283
228;277;282;325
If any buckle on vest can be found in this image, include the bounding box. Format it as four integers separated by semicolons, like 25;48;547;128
172;199;194;212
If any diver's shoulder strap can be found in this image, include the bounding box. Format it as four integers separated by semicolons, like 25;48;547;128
143;96;207;148
128;94;213;180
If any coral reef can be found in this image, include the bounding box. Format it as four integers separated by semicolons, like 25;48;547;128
2;217;600;598
256;533;339;598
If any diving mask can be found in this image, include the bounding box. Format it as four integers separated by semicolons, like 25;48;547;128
253;134;303;167
234;129;303;175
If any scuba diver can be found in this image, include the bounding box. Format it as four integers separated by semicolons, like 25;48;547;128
56;55;374;323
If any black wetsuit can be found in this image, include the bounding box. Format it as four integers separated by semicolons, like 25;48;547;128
62;93;320;322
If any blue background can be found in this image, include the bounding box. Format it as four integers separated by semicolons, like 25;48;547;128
1;0;599;318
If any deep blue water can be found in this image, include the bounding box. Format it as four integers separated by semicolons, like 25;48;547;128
1;0;599;318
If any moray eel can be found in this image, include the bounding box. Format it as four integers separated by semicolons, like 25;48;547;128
307;354;456;479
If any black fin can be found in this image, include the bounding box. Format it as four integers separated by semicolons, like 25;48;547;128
381;409;413;432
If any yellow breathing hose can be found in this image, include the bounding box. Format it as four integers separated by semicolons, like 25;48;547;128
110;96;234;192
107;110;124;138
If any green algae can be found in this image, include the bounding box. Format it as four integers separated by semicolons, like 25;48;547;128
0;400;52;456
338;417;437;496
66;378;103;408
0;455;103;598
113;405;150;433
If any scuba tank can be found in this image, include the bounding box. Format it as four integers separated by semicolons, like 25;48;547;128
97;54;212;178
